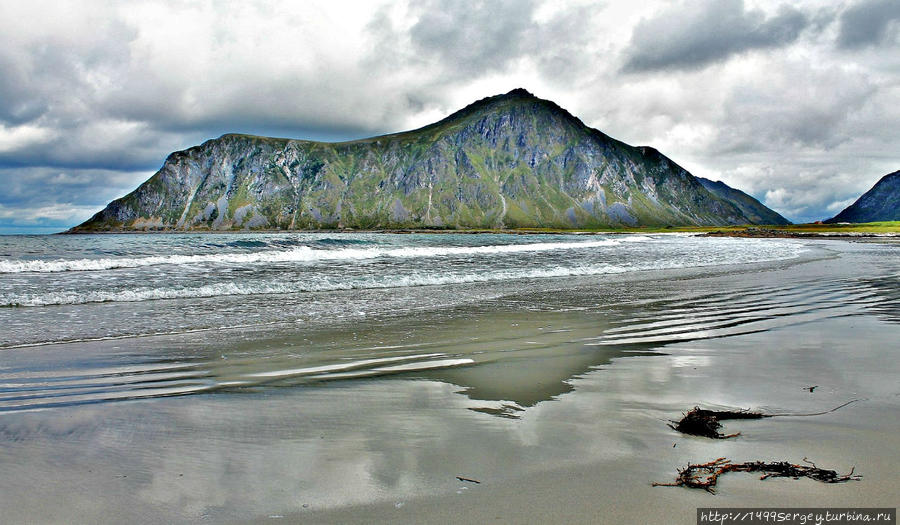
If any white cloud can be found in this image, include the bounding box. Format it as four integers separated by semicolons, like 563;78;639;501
0;203;101;223
827;197;856;212
0;124;58;153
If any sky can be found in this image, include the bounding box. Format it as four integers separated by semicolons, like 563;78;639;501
1;0;898;233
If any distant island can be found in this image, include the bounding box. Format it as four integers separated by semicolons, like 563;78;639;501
826;170;900;223
71;89;790;232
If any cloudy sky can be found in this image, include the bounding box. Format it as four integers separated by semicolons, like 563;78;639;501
1;0;898;232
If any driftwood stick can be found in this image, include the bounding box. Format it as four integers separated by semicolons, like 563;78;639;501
456;476;481;484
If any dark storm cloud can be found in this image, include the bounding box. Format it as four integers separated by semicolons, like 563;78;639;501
715;76;877;153
0;167;150;231
406;0;538;75
527;5;600;83
0;10;134;128
369;0;597;87
0;57;49;126
622;0;808;72
0;167;146;210
94;66;393;143
0;127;178;172
837;0;900;49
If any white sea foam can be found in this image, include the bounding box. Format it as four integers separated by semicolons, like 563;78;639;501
0;239;619;274
3;266;624;306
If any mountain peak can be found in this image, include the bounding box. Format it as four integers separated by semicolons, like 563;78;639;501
825;169;900;223
401;89;548;137
503;87;535;98
415;88;584;138
72;90;786;232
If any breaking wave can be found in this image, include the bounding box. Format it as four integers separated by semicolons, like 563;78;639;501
2;241;807;307
0;239;619;274
3;265;629;306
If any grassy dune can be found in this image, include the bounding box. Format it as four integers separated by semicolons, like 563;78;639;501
774;221;900;233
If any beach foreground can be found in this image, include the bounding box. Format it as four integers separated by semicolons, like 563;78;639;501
0;236;897;524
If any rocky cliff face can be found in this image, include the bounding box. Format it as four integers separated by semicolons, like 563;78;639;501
825;170;900;223
73;89;784;231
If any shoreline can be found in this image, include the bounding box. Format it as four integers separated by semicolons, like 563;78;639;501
701;227;900;240
55;225;900;238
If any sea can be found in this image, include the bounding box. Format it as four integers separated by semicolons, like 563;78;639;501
0;232;809;412
0;232;805;347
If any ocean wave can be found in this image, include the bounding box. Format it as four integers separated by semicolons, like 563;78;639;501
0;239;619;274
312;237;378;246
224;239;269;248
1;265;626;306
2;242;807;307
618;235;653;242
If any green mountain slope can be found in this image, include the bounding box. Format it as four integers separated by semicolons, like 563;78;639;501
825;170;900;223
697;177;790;225
73;89;783;231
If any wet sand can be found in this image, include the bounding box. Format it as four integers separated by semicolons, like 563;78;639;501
0;239;897;524
298;312;899;524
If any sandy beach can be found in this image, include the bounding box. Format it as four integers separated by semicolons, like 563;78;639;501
0;237;897;524
281;240;900;524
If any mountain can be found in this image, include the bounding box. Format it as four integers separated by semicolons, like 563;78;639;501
72;89;784;232
697;178;790;225
825;170;900;223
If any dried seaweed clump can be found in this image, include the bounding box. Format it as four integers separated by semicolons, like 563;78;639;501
653;457;861;493
670;407;768;439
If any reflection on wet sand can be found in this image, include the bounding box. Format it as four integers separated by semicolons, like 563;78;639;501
858;275;900;323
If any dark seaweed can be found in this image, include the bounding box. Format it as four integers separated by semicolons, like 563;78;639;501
653;457;861;493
